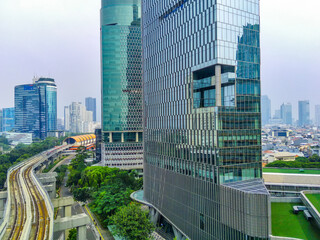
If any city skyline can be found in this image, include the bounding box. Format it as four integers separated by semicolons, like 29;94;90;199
0;0;319;120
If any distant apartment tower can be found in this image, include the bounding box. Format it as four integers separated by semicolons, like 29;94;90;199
280;103;292;125
1;108;15;132
261;95;271;125
57;118;64;131
64;106;70;131
315;105;320;126
143;0;269;239
298;100;310;126
67;102;94;133
100;0;143;169
85;97;97;122
15;78;57;139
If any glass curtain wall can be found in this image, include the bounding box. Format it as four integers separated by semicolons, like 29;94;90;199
143;0;269;239
101;0;143;169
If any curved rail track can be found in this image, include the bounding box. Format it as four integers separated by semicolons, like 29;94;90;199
1;145;70;240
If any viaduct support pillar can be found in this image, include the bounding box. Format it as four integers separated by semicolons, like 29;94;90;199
77;225;86;240
65;205;72;238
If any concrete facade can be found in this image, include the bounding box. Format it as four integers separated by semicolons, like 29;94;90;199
54;213;90;240
37;172;57;199
53;197;74;238
263;173;320;185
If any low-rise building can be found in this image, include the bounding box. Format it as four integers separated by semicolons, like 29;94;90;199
1;132;33;145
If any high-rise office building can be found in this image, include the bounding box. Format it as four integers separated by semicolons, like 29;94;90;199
143;1;269;239
0;110;3;132
298;100;310;127
36;78;57;139
15;78;57;139
85;97;97;122
261;95;271;125
1;108;15;132
315;105;320;126
280;103;292;125
100;0;143;169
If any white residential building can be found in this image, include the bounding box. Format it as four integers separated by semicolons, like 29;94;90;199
65;102;100;133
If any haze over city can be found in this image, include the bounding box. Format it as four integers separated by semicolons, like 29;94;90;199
0;0;319;119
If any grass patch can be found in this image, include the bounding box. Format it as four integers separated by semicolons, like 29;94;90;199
271;202;320;240
306;194;320;213
263;168;320;174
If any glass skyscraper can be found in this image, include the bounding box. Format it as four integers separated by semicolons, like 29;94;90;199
36;78;57;139
316;105;320;127
100;0;143;169
143;0;269;239
1;108;15;132
0;110;2;132
280;103;292;125
261;95;271;126
15;78;57;139
298;100;310;127
85;97;97;122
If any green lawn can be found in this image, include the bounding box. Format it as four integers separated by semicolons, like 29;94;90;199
271;202;320;240
306;194;320;213
263;168;320;174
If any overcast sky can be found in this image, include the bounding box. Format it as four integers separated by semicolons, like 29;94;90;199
0;0;319;121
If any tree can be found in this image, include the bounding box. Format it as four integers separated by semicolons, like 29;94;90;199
67;228;77;240
0;137;60;189
90;184;133;226
309;154;320;162
111;203;155;240
73;187;92;202
295;157;309;163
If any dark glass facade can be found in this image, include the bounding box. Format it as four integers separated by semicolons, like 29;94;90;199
15;78;57;139
143;0;270;239
85;97;97;122
100;0;143;169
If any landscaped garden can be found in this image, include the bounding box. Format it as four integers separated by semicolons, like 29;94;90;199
263;168;320;175
271;202;320;240
305;194;320;213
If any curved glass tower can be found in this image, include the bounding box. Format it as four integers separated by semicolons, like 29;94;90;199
35;78;57;139
100;0;143;169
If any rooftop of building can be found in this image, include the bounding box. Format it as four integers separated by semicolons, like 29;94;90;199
271;202;320;239
305;193;320;213
263;168;320;175
272;152;299;157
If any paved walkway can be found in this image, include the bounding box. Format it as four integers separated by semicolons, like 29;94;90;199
84;204;115;240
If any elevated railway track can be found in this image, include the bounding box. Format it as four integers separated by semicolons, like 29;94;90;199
0;145;71;240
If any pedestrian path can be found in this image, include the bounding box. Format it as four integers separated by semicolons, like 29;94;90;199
84;204;114;240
